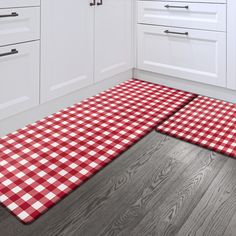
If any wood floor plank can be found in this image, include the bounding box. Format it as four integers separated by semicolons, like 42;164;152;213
118;150;227;236
177;158;236;236
223;210;236;236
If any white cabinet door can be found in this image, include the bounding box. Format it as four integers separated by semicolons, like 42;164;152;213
41;0;94;103
94;0;133;82
137;25;226;87
0;41;40;120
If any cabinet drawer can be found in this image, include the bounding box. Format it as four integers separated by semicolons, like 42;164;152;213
0;7;40;46
0;0;40;8
138;1;226;32
140;0;226;3
137;25;226;87
0;41;39;120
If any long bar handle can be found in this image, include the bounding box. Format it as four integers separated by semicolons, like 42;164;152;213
0;49;18;58
164;30;189;36
0;12;19;18
165;5;189;9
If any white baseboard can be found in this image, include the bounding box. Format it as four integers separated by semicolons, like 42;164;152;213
0;70;132;137
134;69;236;103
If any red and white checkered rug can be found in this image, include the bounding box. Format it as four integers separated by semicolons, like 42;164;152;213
0;79;195;223
157;95;236;158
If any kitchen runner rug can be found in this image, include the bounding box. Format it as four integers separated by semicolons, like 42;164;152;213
157;95;236;158
0;79;195;223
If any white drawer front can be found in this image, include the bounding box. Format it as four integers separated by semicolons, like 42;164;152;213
141;0;226;3
0;0;40;8
0;7;40;46
138;1;226;32
137;25;226;87
0;41;39;120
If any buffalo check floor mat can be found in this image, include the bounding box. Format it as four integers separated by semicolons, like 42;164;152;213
157;95;236;158
0;79;195;223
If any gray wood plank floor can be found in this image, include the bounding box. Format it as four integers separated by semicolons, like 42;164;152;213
0;131;235;236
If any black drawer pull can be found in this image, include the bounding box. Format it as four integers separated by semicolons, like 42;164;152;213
90;0;96;6
0;49;18;57
97;0;103;5
165;5;189;9
0;12;19;18
164;30;189;36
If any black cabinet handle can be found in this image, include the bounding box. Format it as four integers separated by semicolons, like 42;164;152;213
90;0;96;6
165;5;189;9
0;49;18;57
97;0;103;6
164;30;189;36
0;12;19;18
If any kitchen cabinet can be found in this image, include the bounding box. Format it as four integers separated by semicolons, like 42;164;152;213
138;1;226;32
137;24;226;87
0;7;40;46
0;42;40;120
41;0;94;103
2;0;236;123
157;0;226;3
41;0;133;102
0;0;39;8
137;0;227;88
0;1;40;120
94;0;133;82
